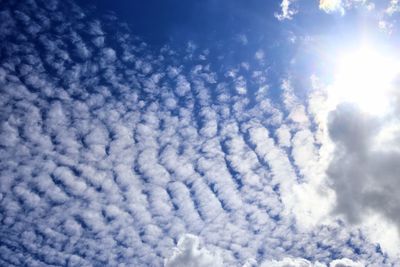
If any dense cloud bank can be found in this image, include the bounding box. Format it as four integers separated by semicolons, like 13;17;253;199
327;102;400;252
0;0;396;266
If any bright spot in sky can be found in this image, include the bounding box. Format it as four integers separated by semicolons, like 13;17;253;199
331;45;400;115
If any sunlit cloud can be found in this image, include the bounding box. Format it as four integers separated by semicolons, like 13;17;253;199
319;0;344;13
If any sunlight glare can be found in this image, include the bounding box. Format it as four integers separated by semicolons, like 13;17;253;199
332;45;399;115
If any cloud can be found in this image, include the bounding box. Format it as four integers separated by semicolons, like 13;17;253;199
260;257;363;267
255;49;265;61
327;102;400;254
275;0;297;21
261;257;325;267
386;0;400;16
164;234;223;267
319;0;344;13
236;34;249;45
329;258;364;267
165;235;364;267
319;0;373;14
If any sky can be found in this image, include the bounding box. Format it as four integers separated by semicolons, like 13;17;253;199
1;0;400;266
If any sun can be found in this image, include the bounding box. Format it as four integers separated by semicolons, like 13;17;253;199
330;44;400;115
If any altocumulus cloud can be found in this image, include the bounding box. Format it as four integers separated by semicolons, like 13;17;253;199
0;0;397;266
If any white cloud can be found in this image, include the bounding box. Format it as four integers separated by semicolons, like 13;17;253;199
260;257;362;267
329;258;364;267
275;0;297;21
165;234;223;267
319;0;344;13
255;49;265;61
386;0;400;15
319;0;373;14
276;125;292;147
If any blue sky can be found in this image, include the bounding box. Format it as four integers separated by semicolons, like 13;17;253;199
1;0;400;266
